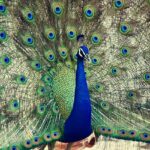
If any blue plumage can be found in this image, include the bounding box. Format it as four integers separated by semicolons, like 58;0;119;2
62;46;92;142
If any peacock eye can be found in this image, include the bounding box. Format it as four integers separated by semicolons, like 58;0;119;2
27;37;33;44
92;58;97;64
61;51;66;55
52;2;64;17
86;9;93;17
27;12;33;20
13;100;19;107
143;133;148;138
121;25;127;32
119;23;131;34
0;5;6;12
119;129;126;135
114;0;124;9
68;31;75;38
129;130;136;137
84;5;95;19
69;31;74;36
36;63;40;68
92;36;99;43
27;141;30;144
48;32;55;39
0;31;6;39
122;48;127;54
94;83;104;93
66;26;77;40
91;33;102;46
34;137;38;142
0;30;7;42
24;139;32;148
9;100;20;112
49;54;54;60
44;133;52;142
144;73;150;82
22;34;35;47
140;132;150;141
47;134;50;138
55;7;62;14
11;145;17;150
110;66;119;76
100;101;110;111
51;130;61;140
4;57;10;63
44;27;56;41
44;50;55;62
0;4;7;15
127;90;136;100
0;55;12;67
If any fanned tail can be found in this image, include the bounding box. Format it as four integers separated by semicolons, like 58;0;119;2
0;0;150;149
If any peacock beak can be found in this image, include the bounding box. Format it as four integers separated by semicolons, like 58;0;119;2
85;54;91;63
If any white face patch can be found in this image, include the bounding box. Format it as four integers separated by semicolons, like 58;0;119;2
79;48;85;58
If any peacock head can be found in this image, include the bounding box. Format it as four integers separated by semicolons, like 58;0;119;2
77;45;91;62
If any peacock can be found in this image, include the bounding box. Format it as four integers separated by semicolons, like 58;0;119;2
0;0;150;149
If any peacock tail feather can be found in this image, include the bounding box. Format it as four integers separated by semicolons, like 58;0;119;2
0;0;150;149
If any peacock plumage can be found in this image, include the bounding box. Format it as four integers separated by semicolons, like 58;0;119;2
0;0;150;149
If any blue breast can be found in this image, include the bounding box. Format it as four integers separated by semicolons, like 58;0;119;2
62;56;92;142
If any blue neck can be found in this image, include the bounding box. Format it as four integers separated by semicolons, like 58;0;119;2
62;58;92;142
